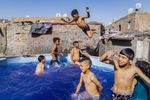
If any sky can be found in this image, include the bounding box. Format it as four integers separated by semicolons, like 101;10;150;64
0;0;150;24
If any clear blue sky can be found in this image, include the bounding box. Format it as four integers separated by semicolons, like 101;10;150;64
0;0;150;24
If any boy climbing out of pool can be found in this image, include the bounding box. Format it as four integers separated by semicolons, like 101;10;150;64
35;55;45;75
61;7;95;38
71;41;89;64
50;37;62;65
111;48;150;100
73;58;103;99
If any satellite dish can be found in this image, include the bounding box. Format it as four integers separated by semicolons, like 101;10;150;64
63;14;68;17
56;13;61;17
136;3;142;9
113;18;116;22
128;8;134;14
25;15;30;18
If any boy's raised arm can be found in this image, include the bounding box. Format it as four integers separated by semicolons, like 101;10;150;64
135;67;150;84
75;73;83;94
83;7;90;18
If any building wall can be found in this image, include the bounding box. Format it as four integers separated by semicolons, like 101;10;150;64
0;24;7;56
106;13;136;32
106;12;150;33
5;23;101;56
135;12;150;32
107;37;150;62
148;43;150;62
135;37;150;62
12;17;65;23
106;39;137;52
0;27;4;53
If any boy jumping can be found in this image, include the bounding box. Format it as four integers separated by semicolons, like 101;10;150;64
61;7;95;38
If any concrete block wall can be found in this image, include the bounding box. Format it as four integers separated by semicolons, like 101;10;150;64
106;12;150;33
0;24;7;55
5;24;101;56
135;12;150;32
106;13;136;32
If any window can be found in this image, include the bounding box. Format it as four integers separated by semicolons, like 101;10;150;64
119;25;121;31
128;21;131;29
112;26;114;29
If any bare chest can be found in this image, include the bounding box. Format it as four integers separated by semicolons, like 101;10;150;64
115;69;135;80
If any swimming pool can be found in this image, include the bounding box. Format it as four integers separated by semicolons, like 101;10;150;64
0;54;114;100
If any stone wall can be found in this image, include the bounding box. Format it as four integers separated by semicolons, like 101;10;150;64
12;17;65;23
106;13;136;32
106;12;150;33
5;23;101;56
106;36;150;62
106;39;137;52
0;26;4;53
135;37;150;62
0;24;7;56
135;12;150;32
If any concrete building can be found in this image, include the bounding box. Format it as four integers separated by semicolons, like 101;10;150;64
106;12;150;32
106;12;150;63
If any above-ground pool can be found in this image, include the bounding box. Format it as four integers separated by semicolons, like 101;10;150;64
0;54;114;100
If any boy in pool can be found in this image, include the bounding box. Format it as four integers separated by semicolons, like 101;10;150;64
61;7;95;38
112;48;150;100
74;58;103;99
71;41;89;64
35;55;45;75
71;41;81;64
50;37;62;65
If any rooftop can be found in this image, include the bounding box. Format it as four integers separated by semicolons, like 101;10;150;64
109;31;150;40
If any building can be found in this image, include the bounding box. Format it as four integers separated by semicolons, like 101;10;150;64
105;12;150;62
106;12;150;33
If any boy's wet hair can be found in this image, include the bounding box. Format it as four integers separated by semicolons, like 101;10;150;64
79;57;92;68
73;41;79;45
53;37;60;43
71;9;78;16
135;60;150;78
38;55;45;62
120;48;134;60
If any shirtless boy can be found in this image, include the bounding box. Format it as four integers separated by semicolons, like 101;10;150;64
35;55;45;75
50;37;62;65
112;48;150;100
74;58;103;99
61;7;95;38
71;41;82;64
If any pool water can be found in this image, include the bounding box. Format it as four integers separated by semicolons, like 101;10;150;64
0;55;114;100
